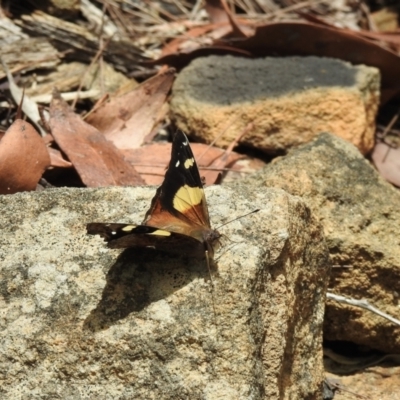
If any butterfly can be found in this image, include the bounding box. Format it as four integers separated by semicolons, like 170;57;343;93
87;131;221;262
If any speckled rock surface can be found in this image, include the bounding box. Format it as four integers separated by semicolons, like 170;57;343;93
0;185;329;399
170;55;380;155
249;133;400;353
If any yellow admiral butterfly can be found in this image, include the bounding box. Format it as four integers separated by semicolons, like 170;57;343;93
87;131;221;262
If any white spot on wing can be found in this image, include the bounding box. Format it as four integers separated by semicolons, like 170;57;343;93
175;160;180;167
121;225;136;232
148;229;171;236
184;158;194;169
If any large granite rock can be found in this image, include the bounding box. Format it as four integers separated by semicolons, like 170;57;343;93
251;133;400;353
0;185;329;399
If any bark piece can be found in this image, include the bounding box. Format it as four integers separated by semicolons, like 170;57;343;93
26;61;132;101
17;11;144;73
0;37;59;80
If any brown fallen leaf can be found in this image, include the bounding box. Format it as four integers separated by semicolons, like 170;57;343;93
49;89;145;187
122;141;243;185
0;119;50;194
48;147;73;168
85;68;175;150
205;0;251;38
42;132;73;168
371;142;400;187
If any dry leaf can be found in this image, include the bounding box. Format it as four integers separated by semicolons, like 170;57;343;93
372;142;400;186
48;147;73;168
205;0;251;38
0;119;50;194
49;90;145;187
86;68;175;150
122;141;243;185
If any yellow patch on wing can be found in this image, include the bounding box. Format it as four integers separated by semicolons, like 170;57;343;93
121;225;137;232
184;158;194;169
173;184;203;212
148;229;171;236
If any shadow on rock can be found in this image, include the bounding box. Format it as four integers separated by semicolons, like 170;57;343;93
83;248;210;332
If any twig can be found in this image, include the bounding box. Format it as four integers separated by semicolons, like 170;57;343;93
32;89;101;104
325;377;370;400
271;0;330;18
376;107;400;162
71;35;112;109
327;292;400;326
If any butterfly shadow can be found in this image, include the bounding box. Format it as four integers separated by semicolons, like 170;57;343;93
83;248;212;332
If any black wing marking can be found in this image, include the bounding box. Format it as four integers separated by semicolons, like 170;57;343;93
87;222;206;257
144;131;210;228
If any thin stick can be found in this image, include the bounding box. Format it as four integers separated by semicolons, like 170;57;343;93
196;114;241;162
71;36;111;109
327;292;400;326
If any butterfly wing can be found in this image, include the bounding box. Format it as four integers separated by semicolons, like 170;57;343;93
87;222;206;257
144;131;211;233
87;131;220;257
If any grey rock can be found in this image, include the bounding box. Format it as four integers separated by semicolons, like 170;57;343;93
170;55;379;154
0;185;329;399
252;132;400;353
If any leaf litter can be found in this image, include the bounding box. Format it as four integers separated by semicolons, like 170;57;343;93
1;1;400;398
1;0;399;198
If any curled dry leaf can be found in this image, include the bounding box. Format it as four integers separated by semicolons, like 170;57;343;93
0;119;50;194
372;142;400;187
122;141;244;185
85;68;176;150
205;0;251;38
48;147;73;168
42;133;73;168
49;90;145;187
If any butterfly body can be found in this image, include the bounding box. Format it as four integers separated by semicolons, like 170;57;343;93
87;131;221;260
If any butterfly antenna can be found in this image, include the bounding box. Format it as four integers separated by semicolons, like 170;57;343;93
205;251;219;339
216;209;260;230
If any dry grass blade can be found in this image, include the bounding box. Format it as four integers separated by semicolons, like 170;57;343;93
1;57;48;137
